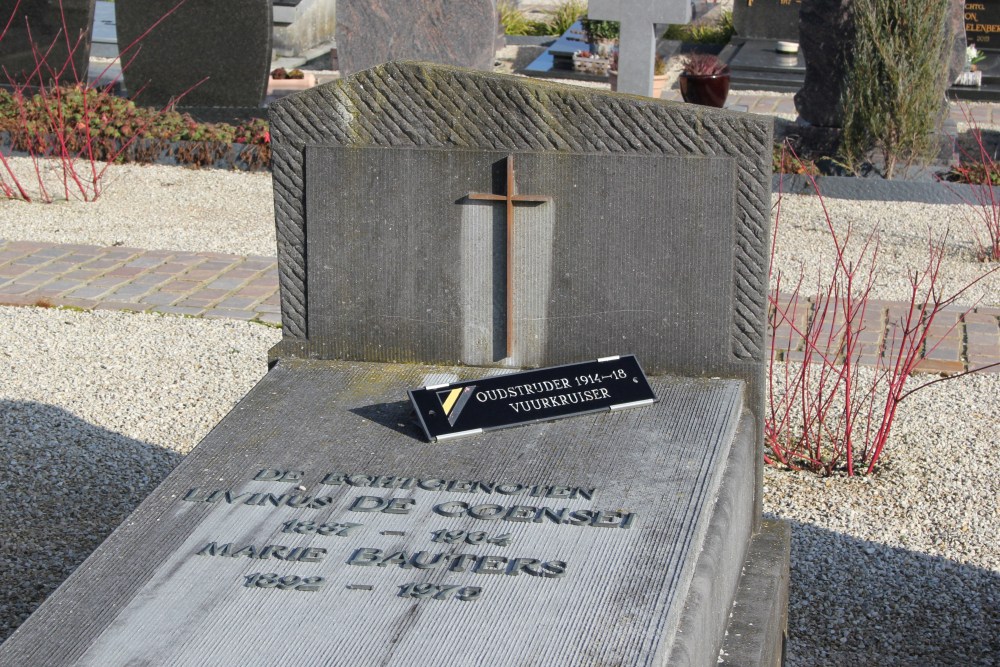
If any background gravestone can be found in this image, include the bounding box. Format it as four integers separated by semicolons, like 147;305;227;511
733;0;801;41
116;0;272;108
335;0;502;77
0;0;96;86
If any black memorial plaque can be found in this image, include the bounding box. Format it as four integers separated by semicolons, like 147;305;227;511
409;355;657;441
967;1;1000;50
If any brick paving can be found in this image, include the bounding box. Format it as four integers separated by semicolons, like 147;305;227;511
1;238;996;375
0;240;280;325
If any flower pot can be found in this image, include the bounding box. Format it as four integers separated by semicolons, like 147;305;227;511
679;70;731;108
652;73;669;99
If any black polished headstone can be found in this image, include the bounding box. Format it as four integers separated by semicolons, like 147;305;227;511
335;0;502;77
0;0;96;86
116;0;271;108
966;0;1000;50
733;0;801;41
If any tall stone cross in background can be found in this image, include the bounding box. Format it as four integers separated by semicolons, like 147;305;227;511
589;0;691;96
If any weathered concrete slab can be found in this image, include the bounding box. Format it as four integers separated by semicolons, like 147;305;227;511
0;359;752;665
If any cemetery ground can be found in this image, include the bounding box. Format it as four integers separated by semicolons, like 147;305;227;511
0;155;997;664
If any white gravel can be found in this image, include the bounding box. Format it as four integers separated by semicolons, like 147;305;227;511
0;160;998;663
0;157;275;256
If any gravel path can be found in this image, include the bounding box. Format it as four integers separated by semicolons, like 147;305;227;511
0;160;998;664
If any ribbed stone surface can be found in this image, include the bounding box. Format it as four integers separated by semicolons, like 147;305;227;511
0;359;750;666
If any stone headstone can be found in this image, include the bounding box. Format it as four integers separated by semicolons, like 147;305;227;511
0;0;96;86
588;0;690;96
966;0;1000;50
733;0;801;41
116;0;272;108
335;0;502;77
0;64;789;665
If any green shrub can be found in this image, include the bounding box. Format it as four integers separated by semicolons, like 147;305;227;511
663;11;734;45
840;0;953;178
545;0;587;35
581;18;619;42
498;1;546;35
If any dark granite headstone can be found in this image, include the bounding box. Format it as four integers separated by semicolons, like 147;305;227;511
966;0;1000;50
116;0;272;108
0;64;789;665
335;0;502;77
733;0;801;41
0;0;96;86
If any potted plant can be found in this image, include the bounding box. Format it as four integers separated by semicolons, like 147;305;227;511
267;67;317;96
581;18;619;58
678;54;730;108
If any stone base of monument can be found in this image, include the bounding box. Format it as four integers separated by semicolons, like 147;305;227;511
0;358;788;666
719;39;805;94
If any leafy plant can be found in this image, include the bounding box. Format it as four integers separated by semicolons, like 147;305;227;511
663;10;734;45
840;0;953;179
653;55;668;76
940;109;1000;261
581;18;619;42
773;143;821;175
498;1;545;36
544;0;587;35
767;153;999;476
680;53;728;76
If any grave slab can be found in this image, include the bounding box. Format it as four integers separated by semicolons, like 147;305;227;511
335;0;502;77
733;0;801;42
0;358;756;666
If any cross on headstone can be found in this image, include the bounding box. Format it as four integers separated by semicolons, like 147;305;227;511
465;154;551;358
588;0;691;96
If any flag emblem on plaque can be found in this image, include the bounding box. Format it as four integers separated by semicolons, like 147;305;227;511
437;386;476;426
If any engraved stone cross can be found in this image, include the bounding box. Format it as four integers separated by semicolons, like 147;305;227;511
465;154;550;358
588;0;691;96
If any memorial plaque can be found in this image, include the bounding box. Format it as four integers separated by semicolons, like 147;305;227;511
733;0;802;42
409;355;657;441
966;0;1000;50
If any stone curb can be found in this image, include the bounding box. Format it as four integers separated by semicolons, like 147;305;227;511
771;174;997;204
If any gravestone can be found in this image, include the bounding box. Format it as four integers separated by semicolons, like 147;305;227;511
0;63;789;665
721;0;806;93
588;0;690;96
0;0;96;86
734;0;801;41
335;0;502;77
116;0;272;108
